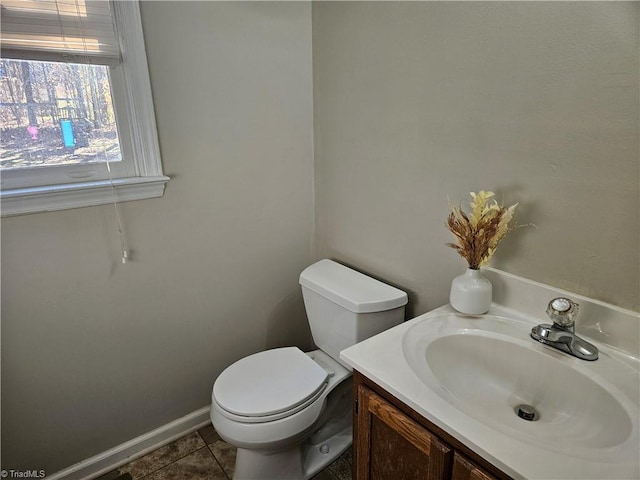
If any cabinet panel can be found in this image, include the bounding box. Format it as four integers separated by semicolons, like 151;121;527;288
452;452;497;480
353;372;513;480
356;384;453;480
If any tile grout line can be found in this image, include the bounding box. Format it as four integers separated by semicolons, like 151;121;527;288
197;430;232;480
135;446;214;480
205;444;232;480
128;436;208;480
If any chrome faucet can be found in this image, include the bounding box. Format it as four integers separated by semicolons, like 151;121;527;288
530;297;598;361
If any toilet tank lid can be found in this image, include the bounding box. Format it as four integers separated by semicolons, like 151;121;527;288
299;259;408;313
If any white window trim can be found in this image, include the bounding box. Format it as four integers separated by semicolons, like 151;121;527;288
0;1;169;217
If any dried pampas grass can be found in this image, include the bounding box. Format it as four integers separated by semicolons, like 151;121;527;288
446;191;518;270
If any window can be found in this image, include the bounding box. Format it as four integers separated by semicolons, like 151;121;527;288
0;0;168;216
1;59;127;186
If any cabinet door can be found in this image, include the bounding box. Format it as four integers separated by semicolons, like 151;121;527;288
356;385;453;480
451;452;498;480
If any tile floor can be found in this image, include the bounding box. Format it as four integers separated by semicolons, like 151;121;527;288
96;423;352;480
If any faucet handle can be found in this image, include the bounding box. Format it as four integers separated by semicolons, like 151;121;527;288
546;297;579;329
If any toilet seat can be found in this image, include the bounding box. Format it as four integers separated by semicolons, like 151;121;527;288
211;349;352;452
214;347;329;423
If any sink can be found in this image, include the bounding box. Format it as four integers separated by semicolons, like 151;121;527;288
342;271;640;479
402;314;639;456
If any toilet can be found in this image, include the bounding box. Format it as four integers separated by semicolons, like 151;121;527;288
210;259;408;480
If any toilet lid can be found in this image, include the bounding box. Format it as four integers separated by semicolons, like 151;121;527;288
213;347;329;418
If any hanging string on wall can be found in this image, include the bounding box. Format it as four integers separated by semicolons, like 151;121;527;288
105;159;129;264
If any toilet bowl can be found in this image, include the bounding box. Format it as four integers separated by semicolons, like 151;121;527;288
212;348;352;479
211;259;407;480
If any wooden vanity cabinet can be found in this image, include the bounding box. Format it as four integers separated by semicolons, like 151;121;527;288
355;383;452;479
353;371;510;480
451;452;498;480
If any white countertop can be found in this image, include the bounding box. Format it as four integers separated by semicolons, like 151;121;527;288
340;270;640;480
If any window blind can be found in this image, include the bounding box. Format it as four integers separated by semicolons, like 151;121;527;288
0;0;121;65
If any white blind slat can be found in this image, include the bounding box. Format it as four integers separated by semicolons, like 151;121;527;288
0;0;121;65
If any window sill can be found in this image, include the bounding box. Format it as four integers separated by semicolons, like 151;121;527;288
0;176;170;217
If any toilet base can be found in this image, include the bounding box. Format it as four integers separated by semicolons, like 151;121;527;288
232;425;352;480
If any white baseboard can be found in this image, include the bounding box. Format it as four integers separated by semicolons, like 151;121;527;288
46;406;212;480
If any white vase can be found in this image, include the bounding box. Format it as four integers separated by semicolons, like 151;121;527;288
449;268;492;315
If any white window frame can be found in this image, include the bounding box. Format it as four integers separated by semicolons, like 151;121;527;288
0;1;169;217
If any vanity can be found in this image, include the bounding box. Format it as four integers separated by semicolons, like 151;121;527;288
341;269;640;480
353;370;506;480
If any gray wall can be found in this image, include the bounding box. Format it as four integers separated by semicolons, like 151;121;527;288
1;2;314;472
312;1;639;317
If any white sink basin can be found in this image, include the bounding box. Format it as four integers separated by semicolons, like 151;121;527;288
342;301;640;480
402;314;636;453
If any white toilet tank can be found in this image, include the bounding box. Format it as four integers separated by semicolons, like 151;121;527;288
299;259;408;369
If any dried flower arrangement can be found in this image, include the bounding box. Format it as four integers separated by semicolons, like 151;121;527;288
446;191;518;270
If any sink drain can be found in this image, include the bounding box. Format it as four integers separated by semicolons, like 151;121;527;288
515;404;539;421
